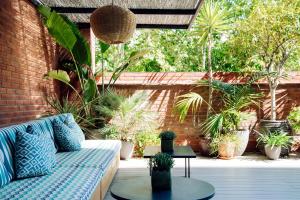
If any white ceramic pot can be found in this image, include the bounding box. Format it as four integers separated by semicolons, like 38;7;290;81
234;129;250;156
120;141;134;160
264;145;281;160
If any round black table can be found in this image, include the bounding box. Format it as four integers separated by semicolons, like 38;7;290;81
110;177;215;200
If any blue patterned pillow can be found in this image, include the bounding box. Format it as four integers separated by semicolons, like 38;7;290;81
64;115;85;143
53;119;81;152
15;130;56;179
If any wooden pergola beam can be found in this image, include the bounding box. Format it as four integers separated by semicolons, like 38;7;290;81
77;23;189;29
51;7;196;15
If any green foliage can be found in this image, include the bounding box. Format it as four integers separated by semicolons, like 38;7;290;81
135;131;160;157
287;107;300;133
38;6;91;66
93;90;124;127
257;130;292;149
159;131;176;140
150;153;175;171
174;78;263;138
44;95;95;133
174;92;204;123
101;91;160;142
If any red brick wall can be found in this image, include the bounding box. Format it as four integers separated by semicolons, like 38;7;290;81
102;72;300;152
0;0;58;126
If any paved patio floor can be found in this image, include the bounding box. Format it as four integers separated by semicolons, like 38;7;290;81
105;153;300;200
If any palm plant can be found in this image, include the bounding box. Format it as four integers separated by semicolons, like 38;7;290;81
193;0;231;116
175;78;263;139
101;91;159;142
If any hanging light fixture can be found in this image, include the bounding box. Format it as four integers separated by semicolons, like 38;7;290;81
90;1;136;44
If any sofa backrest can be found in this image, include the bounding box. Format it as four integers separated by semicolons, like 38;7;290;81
0;113;72;186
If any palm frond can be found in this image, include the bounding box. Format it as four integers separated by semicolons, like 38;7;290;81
174;92;204;123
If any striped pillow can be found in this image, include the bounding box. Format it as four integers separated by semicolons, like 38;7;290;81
0;131;15;188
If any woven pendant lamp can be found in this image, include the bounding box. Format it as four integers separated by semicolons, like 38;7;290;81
90;4;136;44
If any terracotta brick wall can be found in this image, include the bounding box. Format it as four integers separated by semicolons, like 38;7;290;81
102;72;300;152
0;0;58;127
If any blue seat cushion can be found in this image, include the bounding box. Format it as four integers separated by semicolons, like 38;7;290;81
64;115;85;143
55;140;121;170
15;130;56;179
53;119;81;152
0;166;104;200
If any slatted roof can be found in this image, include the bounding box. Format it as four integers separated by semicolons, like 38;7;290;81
38;0;204;29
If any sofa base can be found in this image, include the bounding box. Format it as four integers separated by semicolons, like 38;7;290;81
91;152;120;200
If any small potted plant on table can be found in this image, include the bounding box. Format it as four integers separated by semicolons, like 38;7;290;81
257;130;291;160
150;153;175;191
159;131;176;153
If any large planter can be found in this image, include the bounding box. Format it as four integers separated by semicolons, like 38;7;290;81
151;170;171;191
120;141;134;160
234;129;250;156
218;141;236;160
265;145;281;160
161;139;174;153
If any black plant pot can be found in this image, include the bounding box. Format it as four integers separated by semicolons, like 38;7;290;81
151;170;171;191
161;139;174;153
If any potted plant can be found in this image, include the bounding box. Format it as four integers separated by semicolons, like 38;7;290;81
159;131;176;153
287;107;300;135
150;153;175;191
231;1;300;131
257;131;292;160
101;91;159;160
211;133;240;159
175;79;262;157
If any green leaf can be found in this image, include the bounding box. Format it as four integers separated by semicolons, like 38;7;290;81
83;78;97;103
44;70;70;84
100;42;110;53
38;5;91;67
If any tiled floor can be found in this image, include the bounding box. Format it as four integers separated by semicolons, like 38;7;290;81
105;153;300;200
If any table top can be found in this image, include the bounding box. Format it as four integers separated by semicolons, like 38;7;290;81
110;176;215;200
143;146;196;158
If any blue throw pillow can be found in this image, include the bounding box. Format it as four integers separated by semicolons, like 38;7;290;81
15;130;56;179
64;115;85;143
53;119;81;152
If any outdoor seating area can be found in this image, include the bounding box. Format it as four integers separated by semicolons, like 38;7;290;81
1;0;300;199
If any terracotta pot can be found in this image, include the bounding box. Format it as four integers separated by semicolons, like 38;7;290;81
265;145;281;160
218;141;235;160
120;141;134;160
234;129;250;156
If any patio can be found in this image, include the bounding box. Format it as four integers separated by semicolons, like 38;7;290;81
106;153;300;200
1;0;300;199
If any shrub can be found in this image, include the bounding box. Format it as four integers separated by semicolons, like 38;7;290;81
135;131;160;157
159;131;176;140
150;153;175;171
288;107;300;134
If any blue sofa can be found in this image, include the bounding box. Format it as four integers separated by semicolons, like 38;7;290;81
0;113;121;200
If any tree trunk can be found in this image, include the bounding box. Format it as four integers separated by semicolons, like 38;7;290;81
270;84;277;120
207;34;213;118
202;46;206;69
